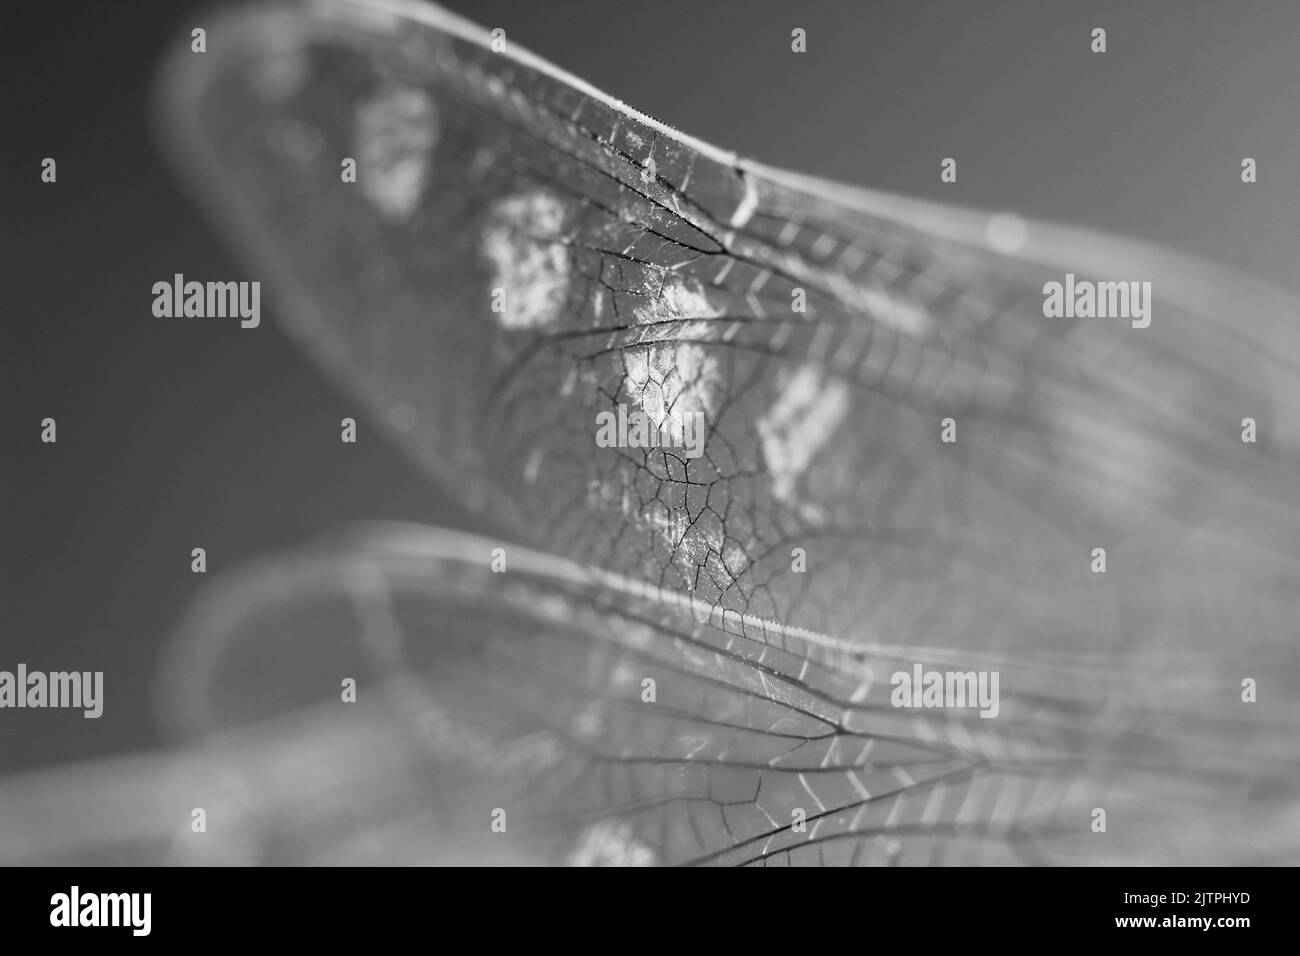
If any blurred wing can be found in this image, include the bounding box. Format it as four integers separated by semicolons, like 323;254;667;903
8;523;1297;866
17;0;1291;864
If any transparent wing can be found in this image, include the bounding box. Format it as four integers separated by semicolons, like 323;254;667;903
8;0;1297;865
152;0;1300;651
8;524;1295;866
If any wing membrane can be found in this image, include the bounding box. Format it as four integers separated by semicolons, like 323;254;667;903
155;0;1300;653
37;0;1292;864
140;524;1298;865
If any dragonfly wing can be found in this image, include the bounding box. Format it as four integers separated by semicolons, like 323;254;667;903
0;524;1034;866
100;0;1300;863
154;0;1300;648
4;523;1284;865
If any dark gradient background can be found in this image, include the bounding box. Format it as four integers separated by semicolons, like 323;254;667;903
4;0;1299;773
